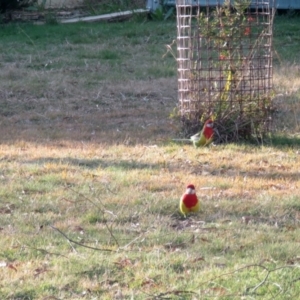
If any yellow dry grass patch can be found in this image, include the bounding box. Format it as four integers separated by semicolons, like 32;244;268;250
1;141;300;209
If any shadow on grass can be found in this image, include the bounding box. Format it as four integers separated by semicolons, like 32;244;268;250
236;170;300;181
22;152;300;183
190;165;300;182
22;157;161;171
227;134;300;149
263;135;300;148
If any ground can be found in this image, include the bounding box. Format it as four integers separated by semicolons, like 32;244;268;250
0;15;300;300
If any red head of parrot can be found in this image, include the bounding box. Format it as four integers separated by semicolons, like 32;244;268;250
203;119;214;140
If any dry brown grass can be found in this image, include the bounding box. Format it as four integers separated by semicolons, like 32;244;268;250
0;77;178;144
273;64;300;132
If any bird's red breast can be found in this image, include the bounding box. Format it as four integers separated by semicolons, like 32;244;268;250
182;193;198;208
203;119;214;140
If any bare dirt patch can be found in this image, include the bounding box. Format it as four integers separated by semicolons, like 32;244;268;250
0;77;178;144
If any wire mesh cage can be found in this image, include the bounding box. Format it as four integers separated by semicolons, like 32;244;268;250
176;0;275;142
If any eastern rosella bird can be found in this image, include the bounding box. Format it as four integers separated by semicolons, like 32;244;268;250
190;119;214;147
173;119;214;147
179;184;200;217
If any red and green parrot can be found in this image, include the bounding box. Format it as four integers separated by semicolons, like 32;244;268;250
190;119;214;147
173;119;214;147
179;184;200;217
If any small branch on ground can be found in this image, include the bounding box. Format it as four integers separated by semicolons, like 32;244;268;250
49;225;116;252
22;244;69;259
66;186;120;247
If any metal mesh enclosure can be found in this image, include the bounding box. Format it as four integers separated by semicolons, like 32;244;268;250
176;0;275;142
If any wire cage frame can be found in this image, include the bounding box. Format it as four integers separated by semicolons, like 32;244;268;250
176;0;275;142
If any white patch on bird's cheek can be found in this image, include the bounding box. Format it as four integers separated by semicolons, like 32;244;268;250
186;188;195;194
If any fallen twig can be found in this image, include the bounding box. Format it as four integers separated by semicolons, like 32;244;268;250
49;225;116;252
24;245;69;259
66;186;120;247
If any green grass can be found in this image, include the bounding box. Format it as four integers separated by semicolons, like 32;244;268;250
0;21;176;82
0;14;300;300
273;15;300;63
